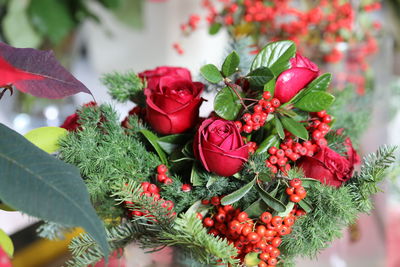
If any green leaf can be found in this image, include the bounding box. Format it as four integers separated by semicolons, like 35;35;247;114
2;0;42;48
256;184;286;212
214;87;243;120
191;163;203;186
290;73;332;104
28;0;75;45
264;79;276;96
0;124;109;256
24;127;67;154
206;175;219;188
277;202;295;218
222;51;240;77
251;41;296;75
298;199;312;213
280;117;308;140
275;117;285;140
200;64;223;83
0;229;14;257
209;22;222;35
301;178;321;188
246;67;274;87
157;134;190;154
294;91;335;112
139;129;168;164
244;199;269;218
256;134;280;154
221;178;255;205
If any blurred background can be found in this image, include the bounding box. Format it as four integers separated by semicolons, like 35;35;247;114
0;0;400;266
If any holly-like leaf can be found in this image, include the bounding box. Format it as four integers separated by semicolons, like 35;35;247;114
275;117;285;140
209;22;222;35
251;41;296;75
244;199;269;218
139;129;168;164
294;91;335;112
200;64;223;83
280;116;309;140
290;73;332;104
246;67;274;88
222;51;240;77
0;229;13;257
298;199;312;213
24;127;68;154
256;134;280;154
214;86;243;120
0;123;109;256
256;184;286;212
0;42;91;99
221;178;255;205
157;134;191;154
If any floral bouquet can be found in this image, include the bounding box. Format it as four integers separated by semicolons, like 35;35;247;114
0;41;395;267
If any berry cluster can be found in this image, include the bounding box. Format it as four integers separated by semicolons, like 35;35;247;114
265;110;332;174
125;182;175;217
156;164;173;184
285;178;307;203
200;196;301;266
235;91;280;134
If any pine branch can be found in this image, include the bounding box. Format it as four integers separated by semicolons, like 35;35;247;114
101;71;145;106
37;222;74;240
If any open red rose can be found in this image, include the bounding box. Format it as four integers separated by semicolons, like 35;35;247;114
145;75;204;135
139;66;191;91
193;118;249;177
298;138;360;187
60;101;97;131
274;53;320;103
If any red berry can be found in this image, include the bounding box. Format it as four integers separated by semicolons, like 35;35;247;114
256;225;267;237
318;123;330;132
201;199;210;205
295;186;307;199
242;113;252;121
237;211;249;222
260;212;273;224
276;149;285;158
203;217;214;227
283;216;295;226
286;187;295;195
277;225;291;236
208;228;219;236
266;107;275;113
241;226;252;236
268;146;278;155
271;216;282;227
243;125;253;133
211;196;220;206
270;247;280;257
317;138;328;147
259;252;270;261
157;173;167;183
258;261;268;267
317;110;327;118
288;153;300;161
269;165;278;174
164;177;173;184
271;98;280;108
215;213;226;223
271;236;282;247
229;220;241;231
267;257;277;266
263;91;272;100
196;213;203;220
269;155;278;164
254;105;263;113
234;121;242;130
312;130;322;140
157;164;168;174
141;182;150;191
289;178;302;188
277;157;287;167
290;194;301;203
248;232;261;243
323;115;332;123
296;210;307;216
181;184;192;192
265;229;277;237
148;184;159;194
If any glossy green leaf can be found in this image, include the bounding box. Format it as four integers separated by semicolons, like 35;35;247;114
157;134;190;154
244;199;269;218
28;0;75;45
140;129;167;164
0;124;109;256
191;163;203;186
264;79;276;96
246;67;274;87
200;64;223;83
298;199;313;213
280;116;308;140
300;178;321;188
256;184;286;212
209;22;222;35
222;51;240;77
275;117;285;140
2;0;42;48
214;87;243;120
251;41;296;75
256;134;280;154
294;91;335;112
0;229;13;257
221;178;255;205
290;73;332;104
24;127;67;154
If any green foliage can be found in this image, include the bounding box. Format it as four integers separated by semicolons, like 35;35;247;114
200;64;223;83
290;73;332;105
37;221;74;240
280;116;309;140
294;91;335;112
246;67;274;88
325;131;348;156
222;51;240;77
0;123;109;256
214;86;243;120
58;104;161;211
101;71;145;105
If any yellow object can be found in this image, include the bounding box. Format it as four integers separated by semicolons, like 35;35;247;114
24;127;68;154
11;228;84;267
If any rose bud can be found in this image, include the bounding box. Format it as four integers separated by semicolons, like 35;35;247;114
298;138;359;187
139;66;191;91
193;118;249;177
144;75;204;135
274;53;320;103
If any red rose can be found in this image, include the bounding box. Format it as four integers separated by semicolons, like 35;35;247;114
298;138;360;187
145;75;204;135
60;101;97;131
0;246;12;267
139;66;191;91
274;53;320;103
193;118;249;177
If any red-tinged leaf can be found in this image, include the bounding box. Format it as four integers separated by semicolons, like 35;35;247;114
0;42;91;99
